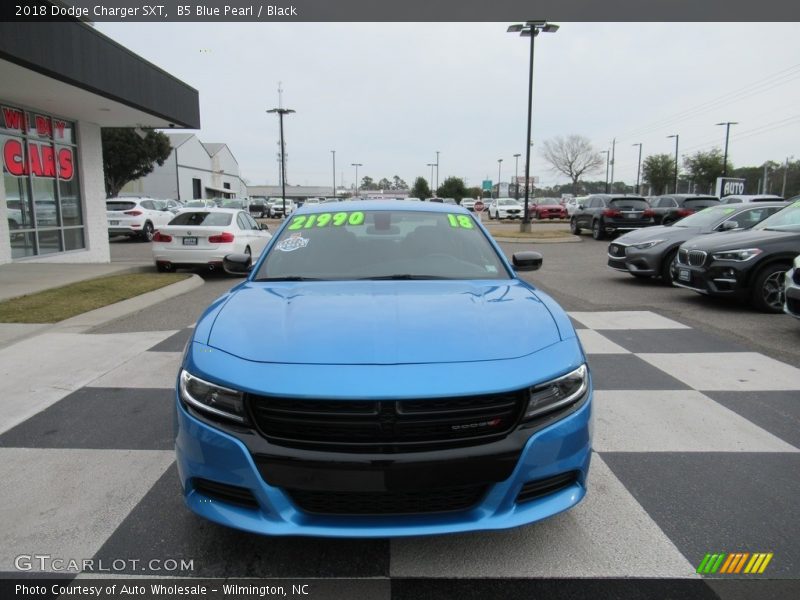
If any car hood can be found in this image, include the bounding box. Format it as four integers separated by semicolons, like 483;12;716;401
681;228;799;252
206;280;562;365
616;225;703;244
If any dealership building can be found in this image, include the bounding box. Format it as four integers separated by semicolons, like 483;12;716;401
0;19;199;265
122;134;246;202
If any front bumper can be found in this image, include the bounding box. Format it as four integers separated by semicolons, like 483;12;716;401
785;267;800;319
670;259;750;299
175;386;592;538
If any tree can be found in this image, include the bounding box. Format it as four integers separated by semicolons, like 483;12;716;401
360;175;377;190
642;154;675;195
410;176;432;199
541;135;604;194
464;186;482;200
436;176;468;201
682;148;728;191
392;175;408;190
101;128;172;198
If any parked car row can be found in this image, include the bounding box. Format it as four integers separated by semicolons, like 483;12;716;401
607;200;800;315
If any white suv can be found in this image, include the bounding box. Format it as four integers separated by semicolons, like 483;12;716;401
106;197;173;241
269;198;296;218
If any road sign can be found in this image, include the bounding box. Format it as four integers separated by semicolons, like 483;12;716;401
474;200;485;212
482;180;493;191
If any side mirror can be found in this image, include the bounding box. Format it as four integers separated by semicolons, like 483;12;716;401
223;253;252;275
720;220;739;231
578;204;585;210
512;251;543;272
261;223;269;231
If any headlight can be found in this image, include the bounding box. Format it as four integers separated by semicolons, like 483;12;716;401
712;248;762;262
179;370;246;423
524;364;588;420
632;239;664;250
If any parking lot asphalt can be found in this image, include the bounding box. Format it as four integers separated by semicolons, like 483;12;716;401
4;224;794;589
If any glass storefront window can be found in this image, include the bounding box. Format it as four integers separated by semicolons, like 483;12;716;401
2;103;83;258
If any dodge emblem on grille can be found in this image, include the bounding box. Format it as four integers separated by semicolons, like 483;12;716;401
451;418;502;431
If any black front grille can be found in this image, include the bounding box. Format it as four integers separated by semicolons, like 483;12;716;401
247;391;526;453
609;243;626;257
287;484;487;515
516;471;578;504
193;478;258;508
678;248;707;267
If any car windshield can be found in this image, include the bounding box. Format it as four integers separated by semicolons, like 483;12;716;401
168;212;233;226
753;202;800;232
497;199;519;206
674;206;739;228
185;201;207;207
609;198;648;209
255;209;510;281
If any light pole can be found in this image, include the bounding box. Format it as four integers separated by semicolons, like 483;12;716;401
716;121;738;177
513;153;521;199
497;159;503;198
331;150;336;198
351;163;362;197
507;20;559;231
667;134;679;193
782;156;793;198
435;150;440;191
632;143;643;194
267;107;295;218
427;163;436;196
600;150;610;193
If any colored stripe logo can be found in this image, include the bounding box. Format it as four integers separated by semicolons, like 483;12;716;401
697;552;773;574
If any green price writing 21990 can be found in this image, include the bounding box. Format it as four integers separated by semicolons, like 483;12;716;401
288;212;365;230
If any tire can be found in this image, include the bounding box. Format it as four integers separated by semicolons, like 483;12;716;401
662;218;675;227
140;221;154;242
570;218;581;235
156;263;170;273
661;249;678;286
591;220;605;240
750;263;790;313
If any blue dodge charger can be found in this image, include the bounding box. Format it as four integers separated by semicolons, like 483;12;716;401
175;201;592;537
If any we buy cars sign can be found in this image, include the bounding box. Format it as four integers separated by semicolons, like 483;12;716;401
1;106;74;180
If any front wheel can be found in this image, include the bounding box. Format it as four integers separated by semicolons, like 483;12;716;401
591;220;605;240
661;249;678;286
751;263;789;313
570;219;581;235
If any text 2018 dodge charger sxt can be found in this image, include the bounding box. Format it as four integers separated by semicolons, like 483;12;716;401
175;201;592;537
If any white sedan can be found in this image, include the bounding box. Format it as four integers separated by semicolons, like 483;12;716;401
152;209;271;273
487;198;524;220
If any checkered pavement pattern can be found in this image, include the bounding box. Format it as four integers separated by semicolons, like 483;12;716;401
1;311;798;582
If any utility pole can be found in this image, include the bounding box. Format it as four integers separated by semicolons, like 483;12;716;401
782;156;792;198
762;163;769;194
632;143;643;195
513;153;521;199
331;150;336;197
609;138;616;193
435;151;440;191
601;150;610;193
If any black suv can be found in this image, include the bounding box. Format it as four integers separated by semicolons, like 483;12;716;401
570;194;654;240
649;194;719;225
671;201;800;312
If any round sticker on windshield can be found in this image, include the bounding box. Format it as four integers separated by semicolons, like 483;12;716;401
276;233;309;252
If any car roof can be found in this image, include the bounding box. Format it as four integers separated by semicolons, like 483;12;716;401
178;208;242;214
295;199;469;214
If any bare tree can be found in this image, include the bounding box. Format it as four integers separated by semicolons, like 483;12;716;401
541;135;604;194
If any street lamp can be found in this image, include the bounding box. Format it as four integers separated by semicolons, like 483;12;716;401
435;150;440;191
331;150;336;198
427;163;436;196
351;163;362;197
267;107;295;218
632;143;643;195
600;150;610;193
497;159;503;198
667;134;679;193
513;153;521;199
716;122;738;177
507;20;559;231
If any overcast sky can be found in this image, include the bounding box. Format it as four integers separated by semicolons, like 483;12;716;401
97;22;800;190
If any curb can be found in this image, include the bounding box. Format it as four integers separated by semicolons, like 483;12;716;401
491;235;582;244
55;274;205;333
0;274;204;348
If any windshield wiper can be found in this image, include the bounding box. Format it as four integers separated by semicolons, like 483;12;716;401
254;276;324;281
359;274;452;280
